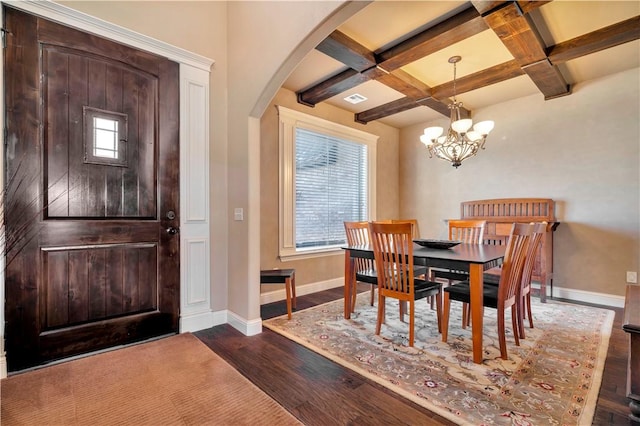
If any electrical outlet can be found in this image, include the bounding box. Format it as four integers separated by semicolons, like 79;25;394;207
627;271;638;284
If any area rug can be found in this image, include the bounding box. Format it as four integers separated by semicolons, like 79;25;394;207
264;293;614;426
1;333;301;425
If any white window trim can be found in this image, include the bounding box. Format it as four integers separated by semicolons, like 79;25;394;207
277;105;378;261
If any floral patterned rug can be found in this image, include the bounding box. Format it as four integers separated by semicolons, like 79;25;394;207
263;293;614;425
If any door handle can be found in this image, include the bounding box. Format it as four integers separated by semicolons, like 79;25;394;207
166;227;179;235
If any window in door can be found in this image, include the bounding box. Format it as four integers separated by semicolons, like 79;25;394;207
84;107;128;166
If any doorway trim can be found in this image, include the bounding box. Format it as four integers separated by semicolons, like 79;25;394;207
0;0;214;377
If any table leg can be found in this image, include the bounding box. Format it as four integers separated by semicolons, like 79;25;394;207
469;263;484;364
344;250;353;319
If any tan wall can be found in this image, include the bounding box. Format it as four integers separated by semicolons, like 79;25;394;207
260;88;400;289
399;68;640;298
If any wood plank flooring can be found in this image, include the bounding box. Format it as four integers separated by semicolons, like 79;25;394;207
195;285;631;425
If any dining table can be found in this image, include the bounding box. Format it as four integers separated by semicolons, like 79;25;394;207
343;242;507;364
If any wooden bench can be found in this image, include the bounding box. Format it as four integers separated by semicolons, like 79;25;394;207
260;269;296;319
459;198;560;302
624;284;640;424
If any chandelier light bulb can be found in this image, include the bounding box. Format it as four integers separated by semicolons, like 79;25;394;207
466;130;482;141
419;134;433;145
423;126;444;140
473;120;495;135
451;118;472;134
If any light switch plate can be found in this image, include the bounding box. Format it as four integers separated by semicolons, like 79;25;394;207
627;271;638;284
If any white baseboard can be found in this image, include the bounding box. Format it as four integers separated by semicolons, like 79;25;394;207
227;310;263;336
261;277;343;305
179;309;227;333
548;285;625;308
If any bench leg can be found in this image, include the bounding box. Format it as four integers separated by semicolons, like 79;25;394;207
291;273;296;309
285;277;293;320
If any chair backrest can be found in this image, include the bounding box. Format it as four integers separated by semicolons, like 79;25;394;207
344;221;374;272
368;221;416;299
497;223;533;308
448;219;486;244
392;219;420;239
521;222;548;289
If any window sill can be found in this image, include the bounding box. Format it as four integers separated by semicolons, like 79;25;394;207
279;248;344;262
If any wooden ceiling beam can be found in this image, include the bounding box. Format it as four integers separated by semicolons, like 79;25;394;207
297;68;377;107
547;16;640;64
355;69;469;124
355;97;421;124
431;60;525;99
316;30;376;72
475;0;570;99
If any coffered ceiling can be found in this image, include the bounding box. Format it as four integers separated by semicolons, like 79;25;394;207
282;1;640;129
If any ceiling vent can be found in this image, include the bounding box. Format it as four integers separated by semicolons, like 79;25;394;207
343;93;367;105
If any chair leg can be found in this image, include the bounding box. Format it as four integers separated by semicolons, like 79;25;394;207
526;292;534;329
408;300;415;347
350;273;358;313
517;295;526;340
441;293;451;343
497;309;507;360
511;305;520;347
462;303;469;329
399;301;407;322
435;291;442;334
370;285;375;306
375;294;385;336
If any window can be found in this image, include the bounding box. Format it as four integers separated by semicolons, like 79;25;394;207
84;107;128;167
278;106;377;261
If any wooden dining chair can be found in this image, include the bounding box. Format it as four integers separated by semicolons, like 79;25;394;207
391;219;420;239
481;222;547;336
344;221;378;311
517;222;547;338
430;219;486;325
441;222;533;360
391;219;428;279
368;221;442;347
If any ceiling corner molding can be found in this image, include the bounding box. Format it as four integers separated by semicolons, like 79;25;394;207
2;0;214;72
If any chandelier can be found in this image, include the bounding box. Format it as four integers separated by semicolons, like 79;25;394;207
420;56;494;168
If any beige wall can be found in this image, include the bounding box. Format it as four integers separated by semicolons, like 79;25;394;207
259;87;400;289
400;68;640;298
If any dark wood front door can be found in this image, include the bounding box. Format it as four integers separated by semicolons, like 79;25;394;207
3;7;180;371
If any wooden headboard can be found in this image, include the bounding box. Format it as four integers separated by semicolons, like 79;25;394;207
459;198;559;302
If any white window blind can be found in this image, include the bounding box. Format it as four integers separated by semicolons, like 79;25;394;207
277;105;377;261
295;128;367;249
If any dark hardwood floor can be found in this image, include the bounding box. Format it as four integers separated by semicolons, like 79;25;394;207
195;285;632;425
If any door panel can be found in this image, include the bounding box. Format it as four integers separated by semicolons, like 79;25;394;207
44;45;156;219
4;6;180;371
